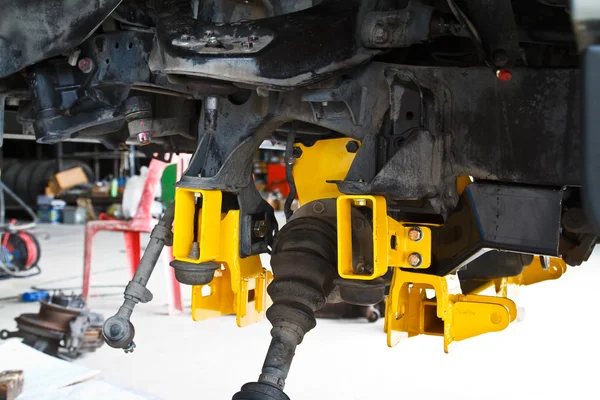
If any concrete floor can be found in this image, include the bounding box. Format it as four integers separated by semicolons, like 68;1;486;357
1;224;599;400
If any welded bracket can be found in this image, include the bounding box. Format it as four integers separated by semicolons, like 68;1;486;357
292;138;360;205
384;270;517;352
173;188;272;327
509;256;567;287
466;256;569;297
336;195;432;280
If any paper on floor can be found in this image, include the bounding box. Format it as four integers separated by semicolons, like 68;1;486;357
0;339;99;397
20;379;161;400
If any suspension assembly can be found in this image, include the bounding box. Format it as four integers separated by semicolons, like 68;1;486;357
102;104;582;399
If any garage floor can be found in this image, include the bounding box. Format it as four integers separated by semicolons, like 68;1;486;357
1;224;599;400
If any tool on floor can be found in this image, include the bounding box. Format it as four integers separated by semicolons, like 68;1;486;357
0;293;104;360
0;370;24;400
0;227;41;279
0;151;41;280
20;291;49;302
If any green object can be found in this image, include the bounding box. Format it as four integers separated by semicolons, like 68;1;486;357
110;177;119;197
161;164;178;206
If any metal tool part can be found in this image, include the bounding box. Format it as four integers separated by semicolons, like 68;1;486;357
102;203;174;352
0;293;104;360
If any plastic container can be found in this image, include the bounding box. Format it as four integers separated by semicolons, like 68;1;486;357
63;205;87;224
37;196;66;223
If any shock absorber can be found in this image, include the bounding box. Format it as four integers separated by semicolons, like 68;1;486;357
233;215;337;400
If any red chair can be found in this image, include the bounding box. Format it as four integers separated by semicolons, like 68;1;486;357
82;158;183;314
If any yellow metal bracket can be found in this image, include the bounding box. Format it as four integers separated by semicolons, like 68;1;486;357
173;189;222;263
336;195;432;280
462;257;568;299
385;270;517;352
509;256;567;286
173;188;272;327
293;138;360;205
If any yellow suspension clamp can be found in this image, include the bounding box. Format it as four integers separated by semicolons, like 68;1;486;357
336;195;432;279
172;188;272;327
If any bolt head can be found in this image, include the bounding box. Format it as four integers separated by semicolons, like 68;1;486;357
123;342;136;354
249;35;259;42
408;227;423;242
407;253;423;267
312;201;326;214
256;86;269;97
206;36;223;48
345;140;359;153
77;58;94;74
373;25;389;44
253;220;267;238
354;198;368;207
137;131;151;145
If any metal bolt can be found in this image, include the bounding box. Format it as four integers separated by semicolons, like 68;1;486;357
256;86;269;97
354;255;372;275
137;131;151;146
408;227;423;242
321;101;329;107
77;58;94;74
253;220;267;238
241;41;254;50
540;256;550;271
249;35;259;42
205;95;219;111
206;36;223;48
354;198;368;207
123;342;136;354
68;49;81;66
407;253;423;267
292;147;303;158
373;24;389;44
345;140;359;153
312;201;326;214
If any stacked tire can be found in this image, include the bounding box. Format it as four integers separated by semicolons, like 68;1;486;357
1;160;93;205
